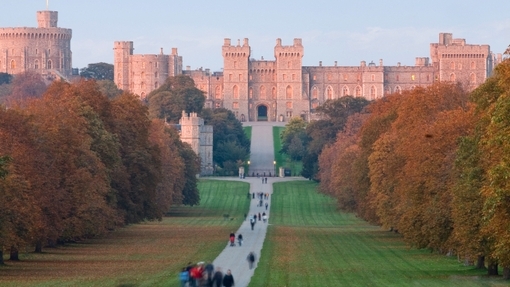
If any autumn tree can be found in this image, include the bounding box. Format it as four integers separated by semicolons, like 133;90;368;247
80;62;114;81
6;71;47;105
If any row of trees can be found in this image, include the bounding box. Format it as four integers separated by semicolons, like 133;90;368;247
0;79;199;264
147;75;250;175
317;59;510;277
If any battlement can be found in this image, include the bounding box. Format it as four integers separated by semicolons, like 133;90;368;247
0;27;72;39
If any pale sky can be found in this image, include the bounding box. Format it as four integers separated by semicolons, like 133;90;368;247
3;1;509;71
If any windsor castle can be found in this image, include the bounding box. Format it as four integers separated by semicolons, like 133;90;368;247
0;10;504;123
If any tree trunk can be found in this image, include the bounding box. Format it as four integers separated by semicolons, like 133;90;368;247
503;267;510;280
476;256;485;269
0;249;4;265
9;246;19;261
35;241;42;253
487;262;498;276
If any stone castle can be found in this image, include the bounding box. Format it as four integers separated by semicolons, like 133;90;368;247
0;10;73;80
115;34;502;122
178;111;213;175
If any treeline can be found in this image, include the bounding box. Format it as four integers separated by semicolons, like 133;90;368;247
318;59;510;277
0;79;200;264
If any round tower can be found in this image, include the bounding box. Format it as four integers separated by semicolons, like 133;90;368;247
113;41;134;91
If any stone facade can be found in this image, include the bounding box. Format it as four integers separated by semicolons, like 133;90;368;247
0;11;72;79
113;42;182;99
178;111;213;176
116;33;501;122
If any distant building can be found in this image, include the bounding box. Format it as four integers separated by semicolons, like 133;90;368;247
115;33;502;122
179;111;213;176
0;10;73;80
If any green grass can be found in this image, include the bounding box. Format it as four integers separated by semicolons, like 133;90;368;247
273;126;303;176
0;179;250;287
249;181;508;287
244;126;252;141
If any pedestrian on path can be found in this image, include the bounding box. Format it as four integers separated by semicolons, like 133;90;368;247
265;202;268;210
223;269;235;287
258;212;261;221
262;212;267;223
229;232;235;246
212;267;223;287
250;216;255;230
247;252;256;269
179;267;189;287
237;234;243;246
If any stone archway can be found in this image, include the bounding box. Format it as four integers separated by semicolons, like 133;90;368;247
257;105;268;121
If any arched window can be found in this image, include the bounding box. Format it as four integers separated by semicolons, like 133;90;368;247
215;86;221;99
34;60;39;69
355;86;361;97
286;85;293;99
272;87;276;99
395;86;402;94
260;86;266;100
470;73;476;83
342;86;349;96
249;87;253;99
371;74;375;81
326;86;333;100
233;85;239;99
10;60;15;69
370;86;376;99
450;73;456;82
312;87;318;99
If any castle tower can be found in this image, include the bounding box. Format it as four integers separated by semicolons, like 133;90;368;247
179;111;213;175
113;41;134;91
0;10;72;77
274;38;304;121
222;38;250;121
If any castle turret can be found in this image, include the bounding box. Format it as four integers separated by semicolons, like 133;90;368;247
222;38;250;120
113;41;134;91
37;11;58;28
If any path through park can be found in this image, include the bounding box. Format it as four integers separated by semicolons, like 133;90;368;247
211;122;300;287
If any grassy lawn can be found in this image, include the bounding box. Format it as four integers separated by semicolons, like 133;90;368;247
249;181;507;287
273;126;303;176
0;179;250;287
244;126;252;141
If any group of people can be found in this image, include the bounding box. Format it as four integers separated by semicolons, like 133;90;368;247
179;262;235;287
229;232;243;247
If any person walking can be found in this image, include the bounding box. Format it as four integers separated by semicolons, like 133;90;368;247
247;252;256;269
212;267;223;287
265;202;268;210
179;267;189;287
229;232;235;247
237;234;243;246
222;269;235;287
250;216;256;230
262;212;267;223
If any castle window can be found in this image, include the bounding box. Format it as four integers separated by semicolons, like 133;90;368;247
283;74;287;81
343;74;348;81
327;86;333;100
411;74;415;81
355;86;361;97
249;87;253;99
312;102;318;109
155;62;158;68
357;74;361;81
149;62;152;68
286;86;293;99
470;73;476;83
233;102;239;109
233;85;239;99
342;86;349;96
395;86;401;94
239;74;242;81
450;73;456;82
215;102;221;108
287;61;291;69
371;74;375;81
272;87;276;99
229;74;233;81
313;75;316;80
471;61;476;69
396;75;399;81
35;48;38;55
47;60;52;69
249;75;253;80
327;73;332;81
155;72;158;78
141;72;145;79
286;102;292;109
312;87;318;99
260;86;266;100
215;86;222;99
292;74;296;81
34;60;39;69
234;61;237;69
370;86;376;99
